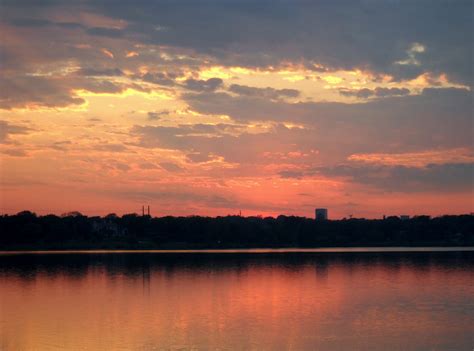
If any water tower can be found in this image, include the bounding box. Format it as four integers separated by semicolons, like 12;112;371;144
315;208;328;220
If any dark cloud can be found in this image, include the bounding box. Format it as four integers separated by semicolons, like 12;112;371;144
315;162;474;193
94;143;128;152
50;140;72;151
132;123;311;166
103;159;130;171
183;91;288;121
132;124;222;150
3;1;471;85
82;0;473;85
229;84;300;100
140;72;177;87
85;27;125;38
9;18;53;27
55;22;83;30
135;113;474;193
76;68;124;77
0;120;32;143
7;15;125;38
1;2;472;191
0;76;85;109
277;161;474;193
159;162;183;172
132;123;244;148
113;188;236;209
182;78;223;92
0;73;141;109
8;17;84;29
79;79;126;94
183;88;473;160
114;163;130;171
186;152;212;163
339;87;410;99
278;170;304;179
147;110;170;120
2;1;470;112
2;148;29;157
138;162;158;169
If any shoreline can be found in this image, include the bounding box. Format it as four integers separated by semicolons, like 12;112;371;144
2;246;474;255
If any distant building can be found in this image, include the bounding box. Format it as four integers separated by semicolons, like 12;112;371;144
315;208;328;220
400;215;410;220
91;218;126;237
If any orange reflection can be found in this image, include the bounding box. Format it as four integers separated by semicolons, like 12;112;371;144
1;252;473;350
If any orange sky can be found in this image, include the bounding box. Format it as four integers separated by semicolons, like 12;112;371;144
1;1;473;218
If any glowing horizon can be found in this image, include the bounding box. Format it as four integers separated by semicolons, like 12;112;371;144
1;1;473;219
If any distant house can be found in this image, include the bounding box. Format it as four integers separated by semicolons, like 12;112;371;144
91;218;127;237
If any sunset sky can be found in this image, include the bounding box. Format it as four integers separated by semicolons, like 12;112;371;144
0;0;472;218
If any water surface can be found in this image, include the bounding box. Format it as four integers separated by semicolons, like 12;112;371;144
1;249;473;350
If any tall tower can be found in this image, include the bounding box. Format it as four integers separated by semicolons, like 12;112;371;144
315;208;328;220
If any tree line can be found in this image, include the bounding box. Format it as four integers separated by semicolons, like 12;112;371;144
0;211;473;250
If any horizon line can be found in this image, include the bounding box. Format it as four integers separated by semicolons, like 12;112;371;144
2;209;473;221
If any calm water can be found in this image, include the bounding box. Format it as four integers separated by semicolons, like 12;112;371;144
1;249;473;351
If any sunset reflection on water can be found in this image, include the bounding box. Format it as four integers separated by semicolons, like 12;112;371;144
1;251;473;350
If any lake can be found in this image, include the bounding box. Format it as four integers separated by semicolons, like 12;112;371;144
1;248;473;350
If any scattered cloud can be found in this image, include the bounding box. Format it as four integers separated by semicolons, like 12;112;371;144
140;72;178;86
395;42;426;66
50;141;72;151
147;110;171;120
86;27;125;39
229;84;300;100
113;188;236;209
183;78;223;92
94;143;128;152
0;76;85;110
76;68;124;77
2;148;29;157
101;48;114;59
186;152;212;163
348;148;474;167
278;170;304;179
159;162;183;172
0;120;32;143
138;162;158;169
316;162;474;193
339;87;410;99
0;1;472;216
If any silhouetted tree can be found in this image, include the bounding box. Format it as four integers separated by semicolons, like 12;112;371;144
0;213;473;249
